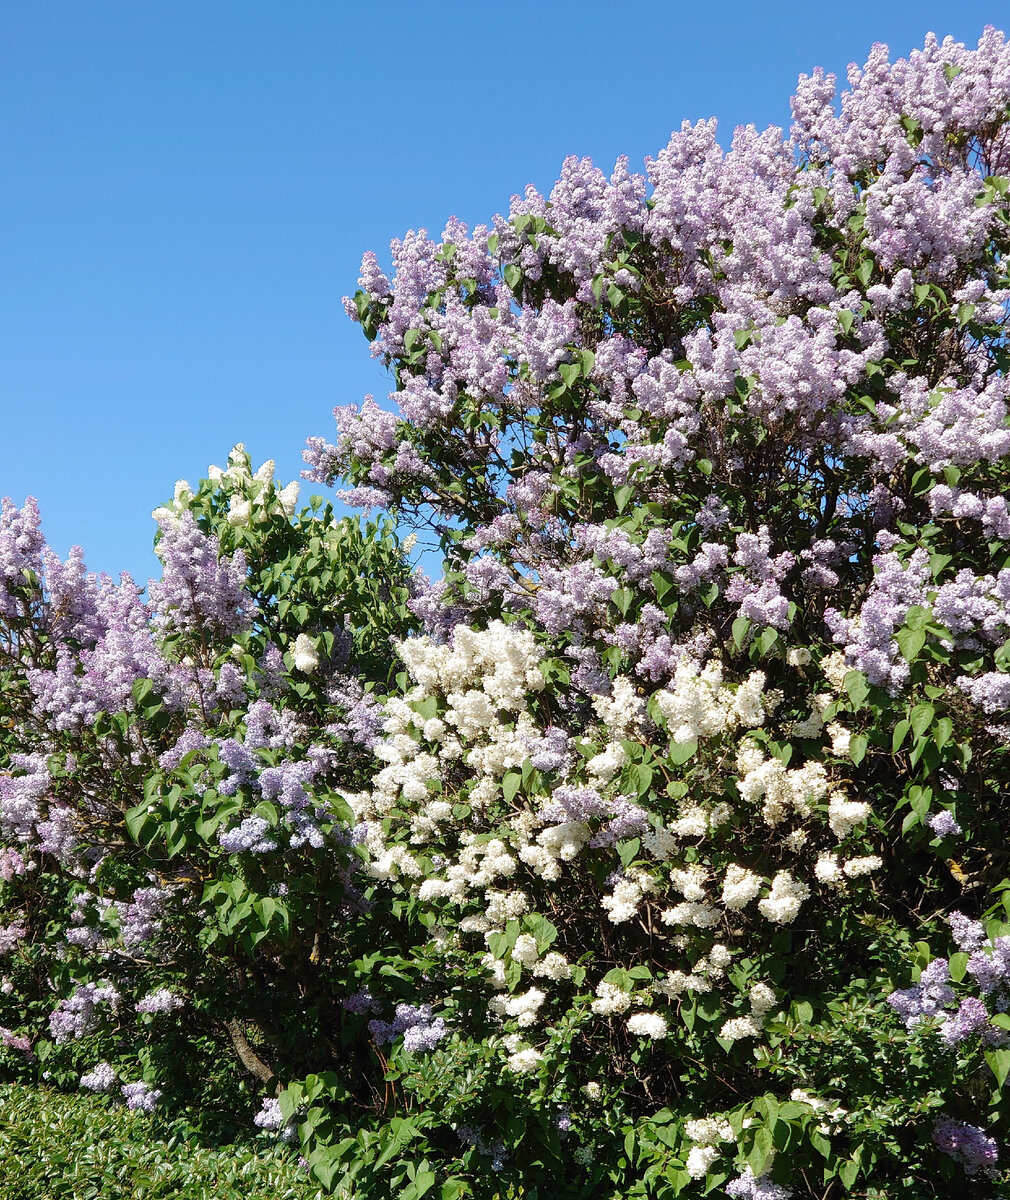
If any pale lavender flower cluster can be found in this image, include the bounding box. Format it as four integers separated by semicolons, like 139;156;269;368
533;560;617;636
825;549;931;692
526;727;574;775
0;923;26;955
933;568;1010;642
368;1003;448;1053
938;997;991;1048
0;754;51;844
341;987;378;1014
932;1118;999;1175
158;728;211;771
0;847;26;881
325;684;385;751
80;1061;118;1092
215;732;331;853
148;512;253;640
949;911;986;952
725;527;793;630
29;573;165;733
0;497;44;619
121;1080;162;1113
254;1096;297;1141
541;786;649;846
929;485;1010;540
49;981;121;1044
135;987;185;1014
0;1027;33;1057
117;886;172;949
956;672;1010;716
725;1170;793;1199
218;815;278;855
928;810;962;838
886;958;954;1027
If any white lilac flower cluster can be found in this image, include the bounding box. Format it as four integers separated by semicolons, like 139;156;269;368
684;1115;734;1178
719;982;779;1042
343;633;887;1083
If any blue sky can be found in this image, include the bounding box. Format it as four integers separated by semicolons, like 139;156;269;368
1;1;1004;583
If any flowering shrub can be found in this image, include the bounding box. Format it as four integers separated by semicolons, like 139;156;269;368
8;23;1010;1200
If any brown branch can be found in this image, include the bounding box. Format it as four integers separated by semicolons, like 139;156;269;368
224;1018;276;1086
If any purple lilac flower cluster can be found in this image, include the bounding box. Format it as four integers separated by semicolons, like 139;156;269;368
368;1003;449;1053
49;981;120;1044
932;1118;999;1175
121;1080;162;1113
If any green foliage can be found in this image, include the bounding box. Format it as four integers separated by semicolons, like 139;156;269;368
0;1084;323;1200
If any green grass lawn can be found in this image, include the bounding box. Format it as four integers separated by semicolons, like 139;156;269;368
0;1084;325;1199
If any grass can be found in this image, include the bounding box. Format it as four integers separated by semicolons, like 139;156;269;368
0;1083;326;1199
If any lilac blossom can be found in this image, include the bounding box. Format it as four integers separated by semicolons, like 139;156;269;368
0;1028;33;1057
148;511;253;640
949;911;986;953
159;728;211;771
938;997;991;1047
957;672;1010;715
825;549;931;692
368;1003;448;1053
932;1118;999;1175
135;988;185;1015
218;816;278;855
49;981;121;1044
121;1080;162;1113
80;1061;118;1092
887;958;953;1027
0;923;26;955
928;810;962;837
725;1169;793;1199
254;1096;298;1142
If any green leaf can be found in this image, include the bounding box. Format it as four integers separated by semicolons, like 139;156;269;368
838;1157;860;1188
502;771;521;805
909;701;935;738
843;670;869;710
559;361;581;388
746;1125;774;1177
615;485;634;513
667;740;698;766
987;1048;1010;1089
309;1145;346;1192
948;952;969;983
611;587;634;616
848;733;868;766
896;626;926;663
123;802;157;848
809;1127;831;1158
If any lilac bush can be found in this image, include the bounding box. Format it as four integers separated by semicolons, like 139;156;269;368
5;23;1010;1200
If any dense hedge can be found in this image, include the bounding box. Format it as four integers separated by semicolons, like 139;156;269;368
0;1084;322;1200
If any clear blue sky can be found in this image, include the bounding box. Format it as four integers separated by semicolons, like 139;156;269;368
1;1;1003;584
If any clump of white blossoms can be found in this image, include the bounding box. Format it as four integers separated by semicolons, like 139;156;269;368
758;872;811;924
736;740;830;827
718;981;778;1043
626;1011;668;1039
722;863;764;911
292;633;319;673
655;661;767;743
591;980;633;1016
684;1115;735;1177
